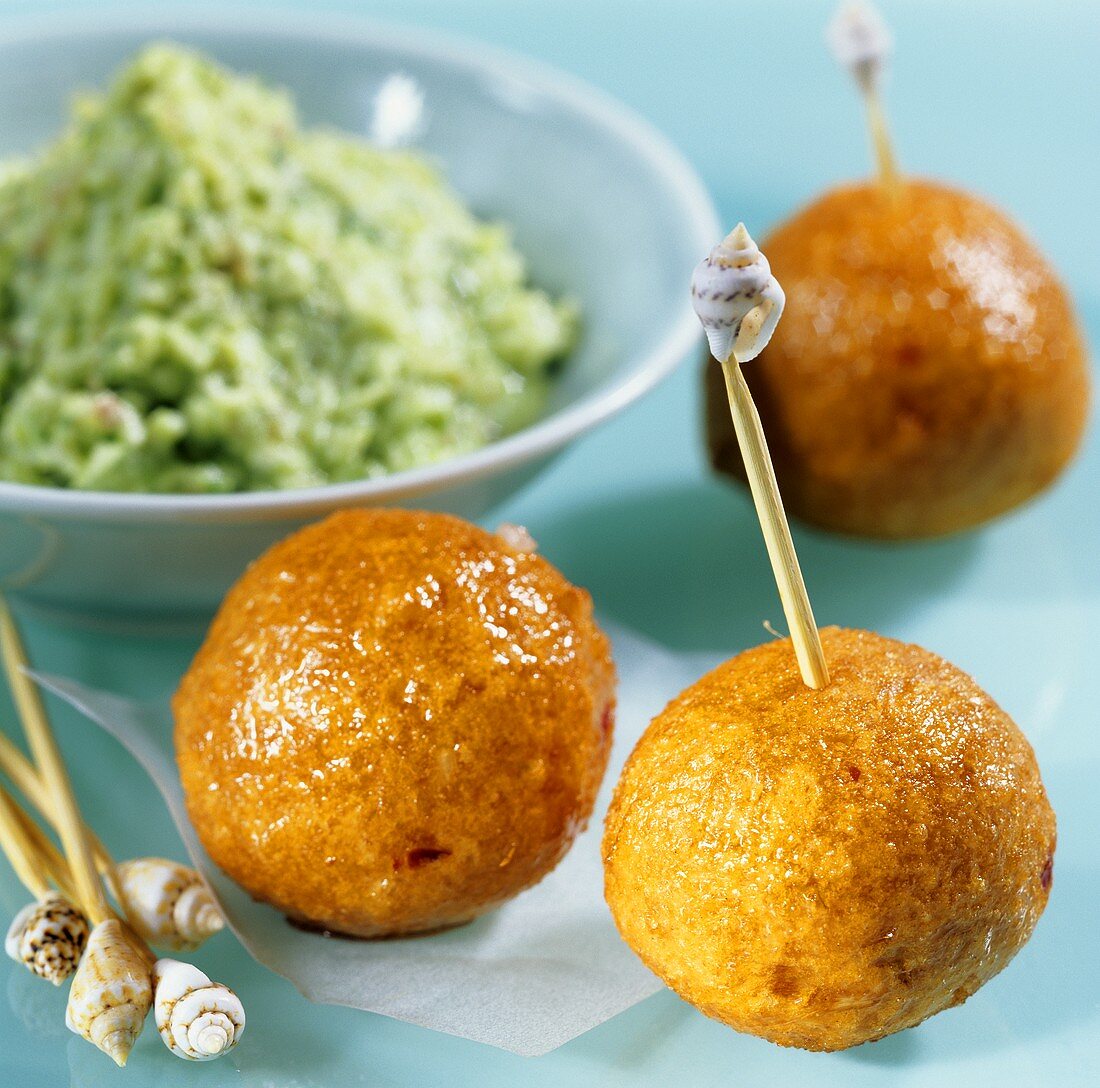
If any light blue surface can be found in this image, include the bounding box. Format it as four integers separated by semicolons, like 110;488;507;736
0;1;1097;1085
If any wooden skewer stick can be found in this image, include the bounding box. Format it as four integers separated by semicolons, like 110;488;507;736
720;359;830;689
0;784;51;900
0;729;116;882
692;224;829;689
863;84;899;193
827;1;901;195
0;731;226;946
1;783;78;902
0;599;111;925
16;808;77;902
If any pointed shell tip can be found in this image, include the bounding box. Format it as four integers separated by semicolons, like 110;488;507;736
103;1028;136;1067
728;222;751;247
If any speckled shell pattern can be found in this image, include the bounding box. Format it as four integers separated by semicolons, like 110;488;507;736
4;894;89;985
691;226;785;364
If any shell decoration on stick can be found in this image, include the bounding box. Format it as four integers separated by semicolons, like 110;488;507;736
826;0;892;92
4;892;89;985
65;918;154;1067
115;857;224;951
691;223;785;366
826;1;899;190
691;222;829;690
153;959;245;1061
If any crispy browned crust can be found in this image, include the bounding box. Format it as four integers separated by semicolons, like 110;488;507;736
603;627;1054;1050
174;509;615;937
705;179;1090;538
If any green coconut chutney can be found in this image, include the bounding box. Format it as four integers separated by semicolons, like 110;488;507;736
0;46;576;492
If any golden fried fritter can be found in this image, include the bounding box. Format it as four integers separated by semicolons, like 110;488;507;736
706;180;1090;538
175;509;615;937
603;627;1054;1050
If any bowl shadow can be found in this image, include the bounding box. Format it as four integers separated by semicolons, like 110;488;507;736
536;478;981;654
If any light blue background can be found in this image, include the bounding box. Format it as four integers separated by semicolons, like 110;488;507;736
0;2;1096;1085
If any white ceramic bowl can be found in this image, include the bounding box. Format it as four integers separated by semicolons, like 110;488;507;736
0;11;717;626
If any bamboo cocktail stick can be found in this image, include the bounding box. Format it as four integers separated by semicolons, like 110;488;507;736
692;224;830;689
0;729;115;884
827;1;900;193
0;784;51;900
0;599;111;925
9;796;78;903
1;781;90;986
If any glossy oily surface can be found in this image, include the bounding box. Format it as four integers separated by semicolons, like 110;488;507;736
174;509;614;936
707;180;1090;538
604;628;1055;1051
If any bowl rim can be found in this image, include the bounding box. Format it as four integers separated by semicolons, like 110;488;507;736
0;6;719;523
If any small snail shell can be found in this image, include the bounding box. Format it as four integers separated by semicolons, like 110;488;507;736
691;223;785;365
826;1;892;92
65;919;154;1067
115;858;224;951
4;893;89;985
153;959;245;1061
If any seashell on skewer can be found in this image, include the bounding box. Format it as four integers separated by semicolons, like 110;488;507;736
153;959;245;1061
4;892;89;985
691;222;786;365
115;857;224;952
825;1;900;190
691;222;829;690
65;918;154;1067
826;0;892;93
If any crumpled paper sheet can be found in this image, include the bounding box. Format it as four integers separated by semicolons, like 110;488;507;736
34;623;714;1057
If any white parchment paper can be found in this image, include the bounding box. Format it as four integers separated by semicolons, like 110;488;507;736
33;624;712;1056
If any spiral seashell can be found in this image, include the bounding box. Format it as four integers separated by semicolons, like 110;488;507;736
826;1;892;92
4;893;90;985
65;918;154;1067
153;959;245;1061
115;857;224;952
691;223;785;365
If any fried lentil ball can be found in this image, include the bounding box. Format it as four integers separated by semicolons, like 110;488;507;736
603;627;1054;1051
174;509;615;937
705;180;1090;538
